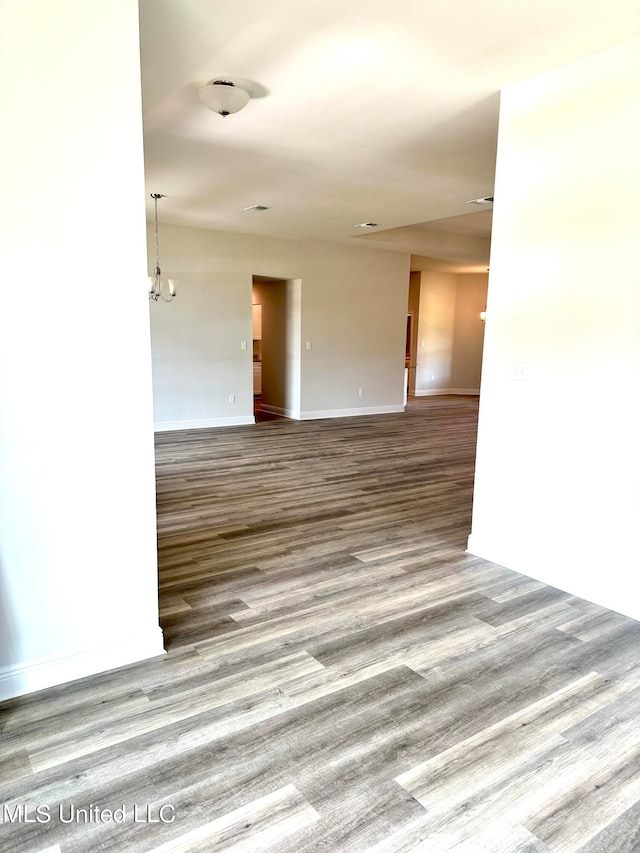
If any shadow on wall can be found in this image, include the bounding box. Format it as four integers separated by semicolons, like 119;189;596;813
0;554;20;709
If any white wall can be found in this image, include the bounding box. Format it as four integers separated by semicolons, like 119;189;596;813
149;225;410;427
0;0;163;699
285;280;303;417
469;38;640;619
415;271;487;395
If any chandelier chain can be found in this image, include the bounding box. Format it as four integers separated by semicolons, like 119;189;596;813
149;193;175;302
155;195;159;269
152;193;162;273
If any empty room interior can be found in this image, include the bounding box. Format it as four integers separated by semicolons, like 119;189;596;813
1;1;640;851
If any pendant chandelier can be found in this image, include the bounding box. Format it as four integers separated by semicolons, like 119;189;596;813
148;193;177;302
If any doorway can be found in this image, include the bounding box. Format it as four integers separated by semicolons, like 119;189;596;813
251;276;302;421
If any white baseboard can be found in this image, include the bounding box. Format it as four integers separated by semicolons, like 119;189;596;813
300;404;405;420
259;404;301;419
154;415;255;432
0;628;166;702
413;388;480;397
156;405;407;428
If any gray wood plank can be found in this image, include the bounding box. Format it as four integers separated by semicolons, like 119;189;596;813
2;397;640;853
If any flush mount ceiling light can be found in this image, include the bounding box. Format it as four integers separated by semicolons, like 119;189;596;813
244;205;270;211
198;79;250;117
467;196;494;205
354;222;379;228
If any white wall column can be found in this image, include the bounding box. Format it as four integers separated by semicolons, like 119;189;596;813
0;0;164;699
469;38;640;619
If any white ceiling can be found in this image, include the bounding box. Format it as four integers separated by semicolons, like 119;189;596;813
140;0;640;270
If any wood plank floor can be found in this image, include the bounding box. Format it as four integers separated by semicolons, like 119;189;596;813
3;396;640;852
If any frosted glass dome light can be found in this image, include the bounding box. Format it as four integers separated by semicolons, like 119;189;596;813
198;80;250;117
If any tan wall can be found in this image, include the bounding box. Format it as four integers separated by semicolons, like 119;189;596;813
415;271;488;395
149;225;410;427
451;274;488;390
253;279;287;411
407;271;421;392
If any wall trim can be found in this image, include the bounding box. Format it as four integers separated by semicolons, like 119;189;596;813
413;388;480;397
154;415;255;432
260;404;301;420
0;628;166;702
301;404;405;420
155;406;408;428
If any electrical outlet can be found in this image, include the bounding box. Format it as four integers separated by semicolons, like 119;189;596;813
305;341;312;350
240;341;247;350
358;388;364;397
511;362;529;381
229;394;235;403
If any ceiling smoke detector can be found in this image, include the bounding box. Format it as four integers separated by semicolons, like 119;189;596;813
467;196;494;205
354;222;379;228
244;205;270;212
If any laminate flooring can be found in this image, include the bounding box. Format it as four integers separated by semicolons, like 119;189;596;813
2;396;640;852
